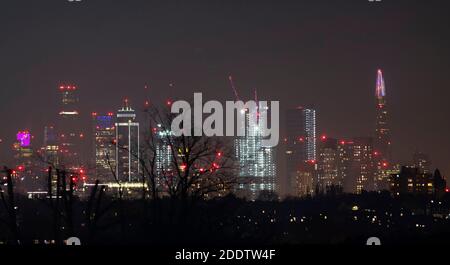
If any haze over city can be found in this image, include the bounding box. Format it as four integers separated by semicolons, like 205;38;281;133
1;0;449;182
1;1;450;257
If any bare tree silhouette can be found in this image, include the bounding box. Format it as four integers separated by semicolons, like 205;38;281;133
120;103;239;201
0;167;20;244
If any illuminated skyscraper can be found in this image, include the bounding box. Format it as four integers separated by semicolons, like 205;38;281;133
374;70;391;160
58;84;84;169
374;70;391;190
285;107;316;195
154;124;174;189
13;130;39;192
115;100;140;183
13;131;33;170
92;112;116;183
43;126;59;166
235;105;276;200
304;108;317;161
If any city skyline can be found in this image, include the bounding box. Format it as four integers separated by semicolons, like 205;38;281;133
3;68;446;197
1;0;449;182
1;0;450;252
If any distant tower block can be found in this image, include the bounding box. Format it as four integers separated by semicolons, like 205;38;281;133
58;84;84;169
92;112;116;183
115;99;140;183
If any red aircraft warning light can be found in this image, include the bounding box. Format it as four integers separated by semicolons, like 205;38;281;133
59;85;77;91
212;163;220;170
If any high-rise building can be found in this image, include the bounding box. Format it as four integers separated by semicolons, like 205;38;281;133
57;84;84;169
14;130;58;193
235;105;276;200
285;107;316;195
13;130;35;192
43;125;59;166
153;123;174;192
285;107;305;195
374;70;391;190
115;100;140;183
339;138;375;194
374;70;391;160
293;161;316;197
317;137;341;191
14;131;34;171
337;139;352;192
351;137;375;193
92;112;116;183
304;108;317;161
35;126;60;195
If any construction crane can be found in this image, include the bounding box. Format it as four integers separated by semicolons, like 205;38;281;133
228;75;241;102
254;88;259;107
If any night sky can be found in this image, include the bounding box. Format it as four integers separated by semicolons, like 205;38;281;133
0;0;449;184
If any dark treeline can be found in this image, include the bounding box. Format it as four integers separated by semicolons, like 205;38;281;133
1;173;449;245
